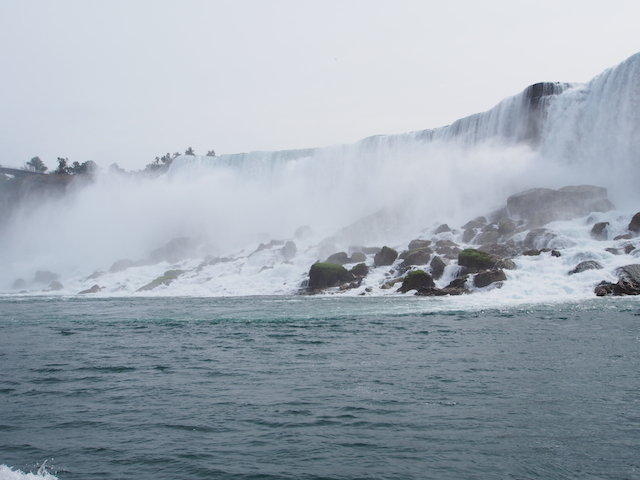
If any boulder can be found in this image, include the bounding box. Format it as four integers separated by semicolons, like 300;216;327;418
400;249;431;268
629;213;640;233
614;233;632;240
462;228;476;243
474;269;506;288
461;217;487;229
595;264;640;296
47;281;64;291
498;219;517;235
374;246;398;267
349;252;367;263
507;185;614;227
435;240;461;259
308;263;350;290
474;230;500;246
281;241;297;261
458;249;496;271
78;284;102;295
398;270;435;293
429;256;447;280
568;260;603;275
590;222;609;241
434;224;451;234
524;228;557;250
11;278;26;290
408;239;432;250
325;252;350;265
349;263;369;279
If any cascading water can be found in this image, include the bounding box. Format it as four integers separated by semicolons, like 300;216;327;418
1;52;639;299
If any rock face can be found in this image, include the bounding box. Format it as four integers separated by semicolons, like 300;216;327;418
398;270;435;293
308;263;350;289
595;264;640;296
474;269;506;288
507;185;614;227
374;246;398;267
629;213;640;233
458;249;496;271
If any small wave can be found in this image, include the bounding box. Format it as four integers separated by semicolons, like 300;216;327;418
0;463;58;480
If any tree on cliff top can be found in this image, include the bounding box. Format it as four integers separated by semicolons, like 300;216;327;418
26;156;48;173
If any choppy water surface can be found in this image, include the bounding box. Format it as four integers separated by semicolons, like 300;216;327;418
1;296;640;479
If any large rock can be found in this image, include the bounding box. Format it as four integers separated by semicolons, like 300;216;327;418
109;259;135;273
308;263;350;290
629;213;640;233
568;260;603;275
325;252;349;265
374;246;398;267
595;264;640;296
430;256;447;280
474;269;506;288
349;252;367;263
400;249;431;268
590;222;609;241
34;270;59;284
408;239;432;250
398;270;435;293
11;278;26;290
507;185;614;227
281;241;297;261
523;228;557;250
458;249;496;271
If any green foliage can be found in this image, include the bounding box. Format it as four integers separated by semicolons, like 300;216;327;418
206;150;216;157
26;156;47;173
54;157;70;175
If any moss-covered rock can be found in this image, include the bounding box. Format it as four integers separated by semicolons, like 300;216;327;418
308;262;350;289
398;270;435;293
374;246;398;267
349;263;369;278
137;270;185;292
458;249;495;270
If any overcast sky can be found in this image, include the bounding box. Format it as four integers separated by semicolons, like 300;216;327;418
1;0;639;171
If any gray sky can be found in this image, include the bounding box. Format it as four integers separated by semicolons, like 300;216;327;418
1;0;639;171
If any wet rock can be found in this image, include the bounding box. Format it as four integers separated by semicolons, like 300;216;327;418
349;263;369;279
325;252;350;265
400;249;431;269
625;244;636;254
78;284;102;295
595;264;640;296
408;239;432;250
308;263;350;290
629;213;640;233
281;241;297;261
137;269;185;292
47;281;64;291
524;228;557;250
590;222;609;241
605;248;620;255
349;252;367;263
374;246;398;267
495;259;517;270
458;249;496;271
398;270;435;293
11;278;26;290
435;224;451;234
498;219;517;235
614;233;632;240
435;240;461;259
568;260;603;275
474;269;506;288
85;271;105;281
474;230;500;246
430;256;447;280
462;228;476;243
461;217;487;229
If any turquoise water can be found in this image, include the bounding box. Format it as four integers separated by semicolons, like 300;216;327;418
1;296;640;479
